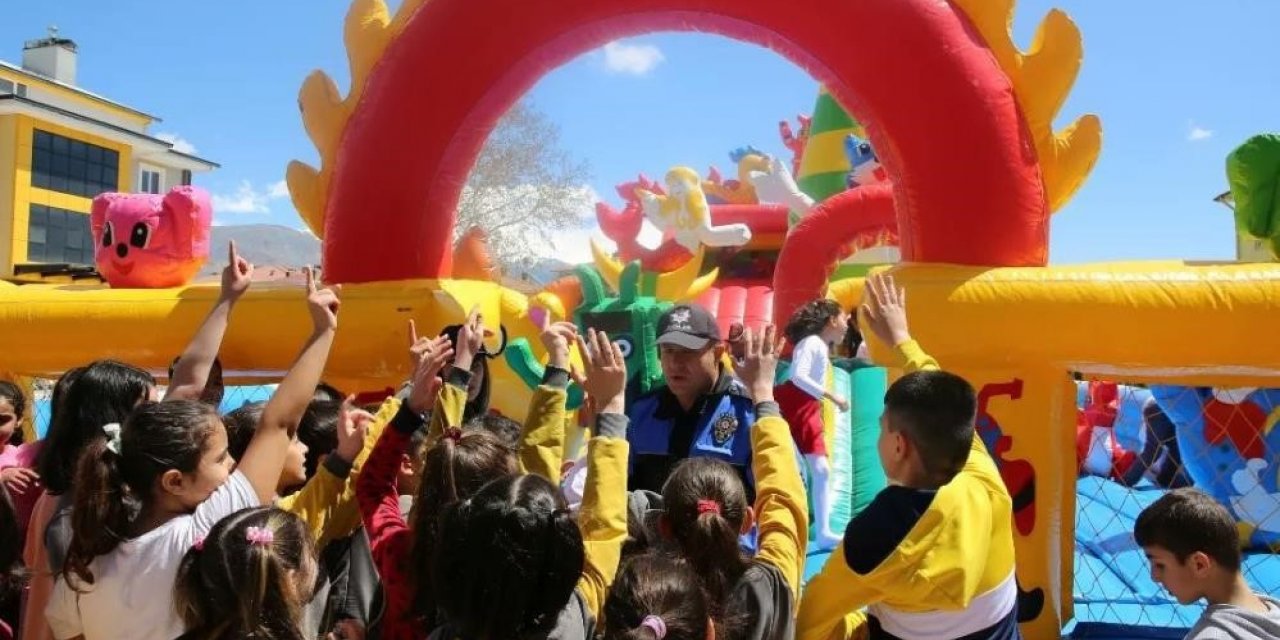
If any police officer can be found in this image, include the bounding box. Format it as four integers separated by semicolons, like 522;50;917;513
627;304;757;497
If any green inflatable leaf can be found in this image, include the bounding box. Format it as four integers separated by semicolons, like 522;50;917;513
1226;134;1280;249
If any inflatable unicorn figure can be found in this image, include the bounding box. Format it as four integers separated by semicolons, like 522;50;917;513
636;167;752;252
91;186;213;288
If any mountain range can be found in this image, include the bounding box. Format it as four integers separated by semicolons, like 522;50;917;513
204;224;573;285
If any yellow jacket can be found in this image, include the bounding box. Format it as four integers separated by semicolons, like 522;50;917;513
796;340;1018;640
278;398;394;549
751;411;810;603
574;415;630;621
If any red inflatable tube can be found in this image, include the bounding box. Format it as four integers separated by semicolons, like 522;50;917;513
771;185;897;329
320;0;1048;283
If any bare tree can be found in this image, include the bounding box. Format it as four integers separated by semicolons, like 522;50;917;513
456;101;593;273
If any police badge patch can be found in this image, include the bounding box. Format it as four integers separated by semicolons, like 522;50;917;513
711;413;739;446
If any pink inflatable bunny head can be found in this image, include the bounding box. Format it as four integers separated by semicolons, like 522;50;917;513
91;185;213;288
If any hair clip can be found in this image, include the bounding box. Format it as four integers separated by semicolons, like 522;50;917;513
696;499;721;515
443;427;463;442
192;535;205;551
246;526;274;546
102;423;123;455
641;615;668;639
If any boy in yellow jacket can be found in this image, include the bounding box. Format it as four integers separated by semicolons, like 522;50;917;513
797;273;1020;640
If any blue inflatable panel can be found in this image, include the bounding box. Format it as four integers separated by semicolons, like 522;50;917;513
33;385;277;439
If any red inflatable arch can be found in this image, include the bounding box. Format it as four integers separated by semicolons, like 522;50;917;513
320;0;1050;283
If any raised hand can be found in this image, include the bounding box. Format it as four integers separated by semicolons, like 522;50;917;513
334;395;374;463
737;324;782;404
305;267;340;333
538;313;578;371
220;240;253;301
0;467;39;496
860;271;911;348
575;328;627;415
407;321;453;414
453;306;485;373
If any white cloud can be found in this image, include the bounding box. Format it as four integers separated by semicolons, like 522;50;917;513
211;178;292;219
601;40;665;76
268;180;290;199
156;132;197;155
1187;123;1213;142
212;181;270;215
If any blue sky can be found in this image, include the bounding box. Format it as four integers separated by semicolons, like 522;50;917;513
2;1;1277;264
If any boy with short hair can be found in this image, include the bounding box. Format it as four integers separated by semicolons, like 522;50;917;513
1135;488;1280;639
797;272;1021;640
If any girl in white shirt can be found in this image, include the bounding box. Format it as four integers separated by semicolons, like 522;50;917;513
777;299;849;550
47;271;341;640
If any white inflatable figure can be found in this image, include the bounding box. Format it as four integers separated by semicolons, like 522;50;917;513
636;167;752;252
749;155;815;214
1214;387;1258;404
1082;426;1119;478
1230;458;1280;534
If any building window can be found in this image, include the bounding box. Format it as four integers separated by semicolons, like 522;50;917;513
0;79;12;95
139;168;162;194
181;170;192;186
15;84;26;97
31;129;120;199
27;204;93;265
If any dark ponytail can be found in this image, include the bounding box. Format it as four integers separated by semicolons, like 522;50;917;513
661;457;751;619
409;429;517;626
37;361;154;495
63;400;219;588
603;553;710;640
176;506;315;640
432;474;584;640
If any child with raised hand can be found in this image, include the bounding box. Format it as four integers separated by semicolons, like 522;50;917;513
45;268;341;640
778;299;850;551
657;324;808;640
427;327;630;640
602;553;712;640
797;272;1020;640
174;506;319;640
356;313;495;639
166;241;253;406
1135;488;1280;639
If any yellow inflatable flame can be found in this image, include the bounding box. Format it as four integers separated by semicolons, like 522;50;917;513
590;240;718;302
949;0;1102;212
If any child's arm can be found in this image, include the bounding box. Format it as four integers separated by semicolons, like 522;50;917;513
518;319;578;480
278;401;371;541
166;242;251;402
308;396;397;549
739;325;810;601
238;269;338;505
573;329;630;621
423;310;482;441
796;549;881;640
861;271;940;374
358;331;453;548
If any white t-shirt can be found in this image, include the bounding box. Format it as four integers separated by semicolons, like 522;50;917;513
787;335;830;400
46;471;260;640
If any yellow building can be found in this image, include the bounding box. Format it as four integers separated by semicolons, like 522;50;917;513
0;31;217;280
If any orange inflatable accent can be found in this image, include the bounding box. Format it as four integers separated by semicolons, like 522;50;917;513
452;228;499;281
319;0;1051;283
772;185;897;329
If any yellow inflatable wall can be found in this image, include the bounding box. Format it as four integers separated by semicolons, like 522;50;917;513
833;261;1280;636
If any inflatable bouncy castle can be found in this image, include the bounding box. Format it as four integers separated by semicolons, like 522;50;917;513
0;0;1276;637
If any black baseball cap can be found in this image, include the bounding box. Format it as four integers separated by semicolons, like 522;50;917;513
656;304;721;350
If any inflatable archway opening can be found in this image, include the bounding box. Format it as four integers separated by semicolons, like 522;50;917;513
293;0;1099;285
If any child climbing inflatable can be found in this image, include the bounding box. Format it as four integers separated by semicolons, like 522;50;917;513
777;299;850;550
